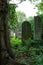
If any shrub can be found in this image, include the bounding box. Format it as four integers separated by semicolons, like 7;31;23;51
10;37;22;49
18;46;27;51
31;40;43;47
10;37;43;50
22;39;43;50
29;50;43;65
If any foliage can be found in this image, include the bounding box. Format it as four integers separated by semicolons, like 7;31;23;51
7;4;18;31
39;14;43;24
7;4;27;31
16;11;26;23
22;39;43;50
10;37;27;51
16;0;43;14
10;37;43;50
29;0;43;14
18;46;27;51
10;37;22;49
39;14;43;39
29;50;43;65
27;16;34;38
30;40;43;49
10;37;43;65
36;1;43;14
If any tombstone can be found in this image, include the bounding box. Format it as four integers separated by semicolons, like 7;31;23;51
22;21;31;42
34;16;42;40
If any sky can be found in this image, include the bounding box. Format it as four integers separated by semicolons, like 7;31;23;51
9;0;38;17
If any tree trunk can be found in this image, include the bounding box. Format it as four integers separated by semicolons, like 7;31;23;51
0;0;26;65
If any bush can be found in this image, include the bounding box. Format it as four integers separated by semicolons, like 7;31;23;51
29;50;43;65
18;46;27;51
22;39;43;50
10;37;43;50
10;37;43;65
22;38;33;47
10;37;22;49
31;40;43;47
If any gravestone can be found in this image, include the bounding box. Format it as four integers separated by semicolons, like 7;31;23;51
34;16;42;40
22;21;31;42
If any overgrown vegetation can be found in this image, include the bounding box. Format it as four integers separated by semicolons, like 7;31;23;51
8;0;43;65
10;37;43;65
10;37;43;51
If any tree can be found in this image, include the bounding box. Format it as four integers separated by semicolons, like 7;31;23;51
7;4;18;31
15;0;43;14
27;16;34;31
29;0;43;14
16;11;26;22
36;2;43;14
7;3;27;31
7;0;43;31
16;11;27;27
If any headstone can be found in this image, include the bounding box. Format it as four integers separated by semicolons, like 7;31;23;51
34;16;42;40
22;21;31;42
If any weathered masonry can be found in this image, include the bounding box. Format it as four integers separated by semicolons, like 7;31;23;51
22;21;32;42
34;16;42;40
